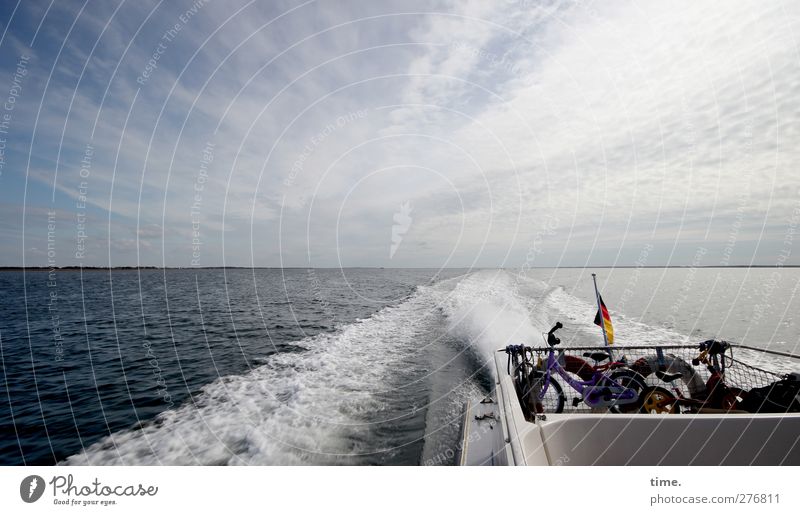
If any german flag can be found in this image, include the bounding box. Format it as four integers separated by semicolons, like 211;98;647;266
593;295;614;345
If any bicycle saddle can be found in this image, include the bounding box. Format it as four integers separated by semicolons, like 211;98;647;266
655;370;683;383
583;351;610;362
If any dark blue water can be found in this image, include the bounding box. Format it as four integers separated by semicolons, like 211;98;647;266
0;268;469;465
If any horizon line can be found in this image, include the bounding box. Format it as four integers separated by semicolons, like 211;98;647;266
2;265;798;271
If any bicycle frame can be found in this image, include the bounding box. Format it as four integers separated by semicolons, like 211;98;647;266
537;347;638;409
644;343;744;413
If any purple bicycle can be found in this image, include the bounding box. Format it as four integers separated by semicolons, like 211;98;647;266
533;322;640;412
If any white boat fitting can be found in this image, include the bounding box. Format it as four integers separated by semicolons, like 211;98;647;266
458;345;800;466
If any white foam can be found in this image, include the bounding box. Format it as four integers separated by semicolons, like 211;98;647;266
64;286;449;465
439;270;546;362
538;285;688;347
438;269;705;353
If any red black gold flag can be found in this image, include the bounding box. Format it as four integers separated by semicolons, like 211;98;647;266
593;295;614;345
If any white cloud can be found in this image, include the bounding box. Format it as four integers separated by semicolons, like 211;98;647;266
6;0;799;267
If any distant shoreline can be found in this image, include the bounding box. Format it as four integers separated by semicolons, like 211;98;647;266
2;265;798;271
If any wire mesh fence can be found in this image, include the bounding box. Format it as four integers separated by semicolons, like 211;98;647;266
504;343;799;417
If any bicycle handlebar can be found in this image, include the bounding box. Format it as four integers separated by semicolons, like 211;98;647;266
699;340;729;355
547;322;562;346
693;340;732;372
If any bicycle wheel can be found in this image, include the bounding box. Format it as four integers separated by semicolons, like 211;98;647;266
527;374;565;414
606;370;647;414
639;386;677;414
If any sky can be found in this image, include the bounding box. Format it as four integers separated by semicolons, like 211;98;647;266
0;0;798;268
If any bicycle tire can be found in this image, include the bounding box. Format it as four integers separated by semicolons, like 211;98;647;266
639;386;677;414
608;370;647;414
528;374;565;414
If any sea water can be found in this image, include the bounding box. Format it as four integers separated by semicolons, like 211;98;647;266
0;267;797;465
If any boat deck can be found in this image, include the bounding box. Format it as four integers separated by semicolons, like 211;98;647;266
458;347;800;466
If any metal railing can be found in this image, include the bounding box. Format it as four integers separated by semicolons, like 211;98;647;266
506;343;797;415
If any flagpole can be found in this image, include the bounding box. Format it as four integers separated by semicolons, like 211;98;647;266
592;273;613;359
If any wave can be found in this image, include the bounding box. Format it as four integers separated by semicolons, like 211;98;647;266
64;284;452;465
537;285;687;347
438;270;548;362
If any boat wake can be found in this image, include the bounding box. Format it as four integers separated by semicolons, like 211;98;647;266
64;274;482;465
